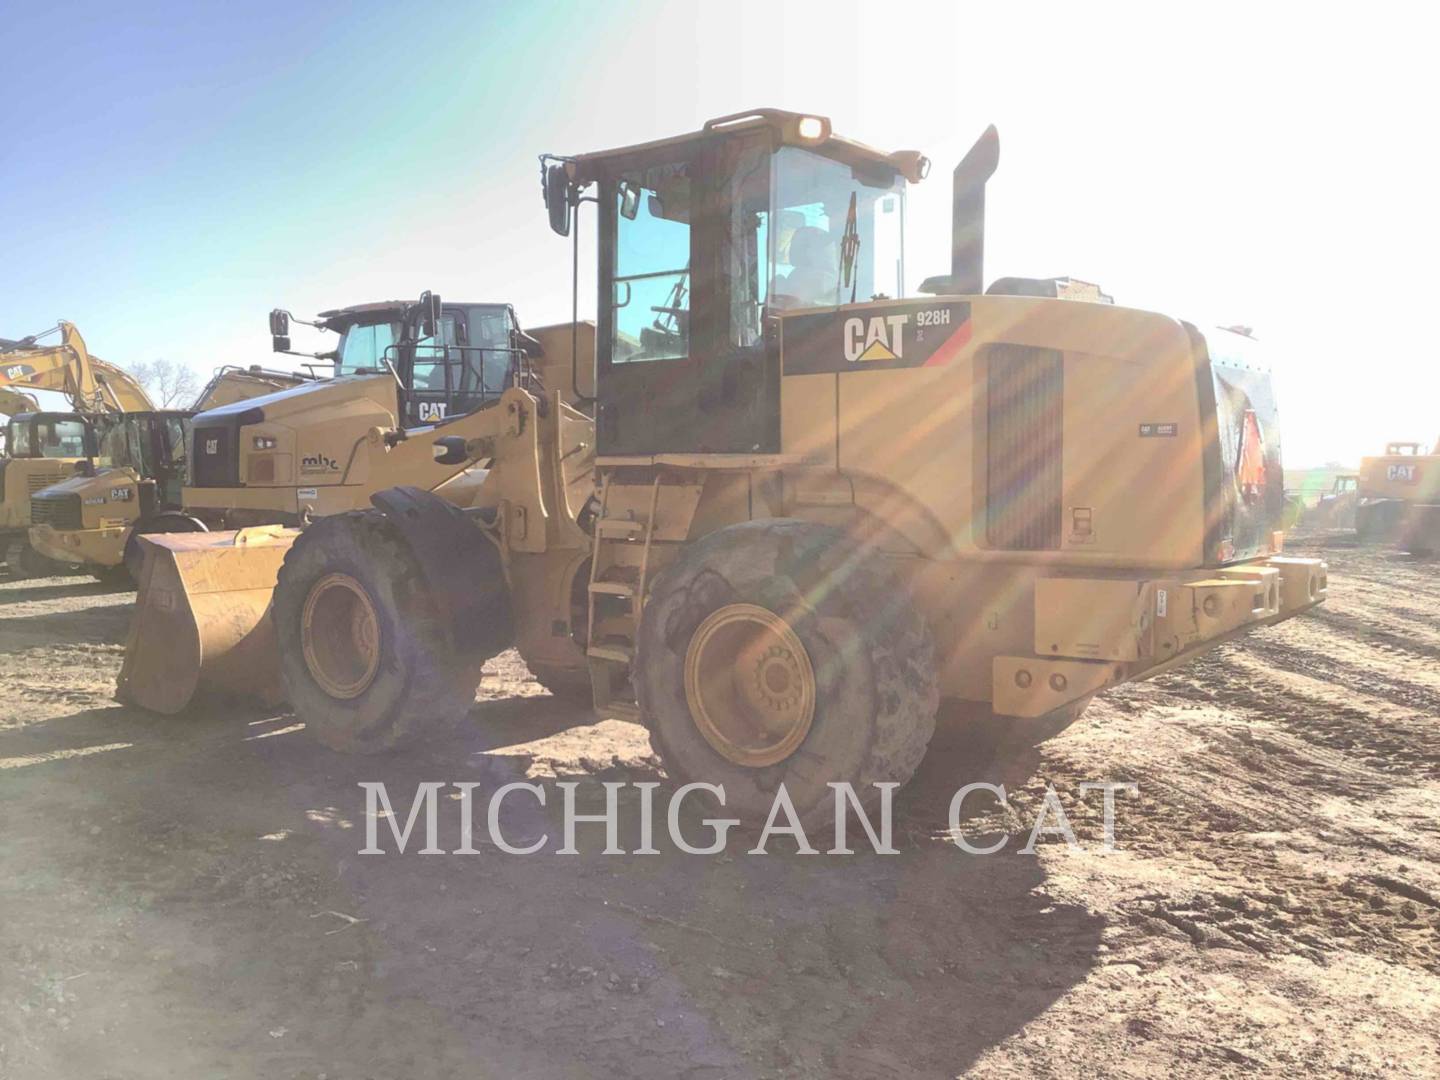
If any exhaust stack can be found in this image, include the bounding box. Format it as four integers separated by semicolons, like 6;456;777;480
919;125;1000;296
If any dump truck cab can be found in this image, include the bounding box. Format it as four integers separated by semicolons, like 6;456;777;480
270;295;528;427
29;410;194;576
183;295;539;526
1;411;97;573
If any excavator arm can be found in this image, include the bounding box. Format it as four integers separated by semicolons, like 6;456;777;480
0;321;155;412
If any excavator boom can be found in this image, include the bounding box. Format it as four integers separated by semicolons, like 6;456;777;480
0;321;155;412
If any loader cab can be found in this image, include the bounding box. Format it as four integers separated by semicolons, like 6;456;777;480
94;410;193;509
4;412;94;460
548;109;921;455
320;301;528;427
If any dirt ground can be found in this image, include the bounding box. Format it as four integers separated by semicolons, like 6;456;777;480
1;533;1437;1079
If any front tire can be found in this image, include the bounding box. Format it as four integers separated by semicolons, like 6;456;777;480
635;520;938;829
274;510;512;753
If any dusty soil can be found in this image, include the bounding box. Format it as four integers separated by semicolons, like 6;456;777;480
1;534;1437;1078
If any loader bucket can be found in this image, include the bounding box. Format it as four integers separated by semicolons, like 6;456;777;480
115;526;299;714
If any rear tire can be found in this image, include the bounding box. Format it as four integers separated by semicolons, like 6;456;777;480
635;520;938;829
274;510;512;753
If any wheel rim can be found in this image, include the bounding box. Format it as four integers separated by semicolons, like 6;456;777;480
301;573;382;699
684;603;815;767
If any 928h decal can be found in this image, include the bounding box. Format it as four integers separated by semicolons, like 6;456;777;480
781;301;972;375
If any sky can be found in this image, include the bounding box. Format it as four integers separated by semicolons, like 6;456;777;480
2;0;1436;466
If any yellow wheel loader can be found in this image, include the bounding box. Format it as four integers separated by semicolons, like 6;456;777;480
1356;440;1440;555
119;110;1326;825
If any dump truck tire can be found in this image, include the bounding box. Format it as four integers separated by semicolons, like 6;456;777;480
274;510;510;753
635;519;938;829
5;539;72;579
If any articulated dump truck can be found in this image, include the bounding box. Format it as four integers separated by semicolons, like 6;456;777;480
118;109;1326;825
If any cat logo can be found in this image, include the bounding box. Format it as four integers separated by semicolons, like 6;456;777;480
205;438;219;455
843;314;910;363
418;401;448;423
2;362;38;381
1387;463;1418;483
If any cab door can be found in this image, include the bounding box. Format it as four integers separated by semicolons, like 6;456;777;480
403;312;462;427
594;136;778;456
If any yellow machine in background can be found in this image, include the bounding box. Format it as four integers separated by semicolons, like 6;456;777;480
1;321;154;574
183;295;551;528
0;408;97;574
120;111;1326;824
1356;439;1440;555
24;365;311;581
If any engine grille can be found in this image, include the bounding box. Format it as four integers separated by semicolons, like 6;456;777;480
27;470;67;494
985;344;1064;551
31;492;82;530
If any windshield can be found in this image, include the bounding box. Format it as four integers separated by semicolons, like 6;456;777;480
336;320;403;376
7;417;88;458
96;418;149;472
769;147;905;309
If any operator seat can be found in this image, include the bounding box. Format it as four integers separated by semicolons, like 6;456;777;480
775;226;838;307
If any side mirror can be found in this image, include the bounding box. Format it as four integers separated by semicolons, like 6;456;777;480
545;163;572;237
618;181;640;221
419;290;442;339
269;309;290;353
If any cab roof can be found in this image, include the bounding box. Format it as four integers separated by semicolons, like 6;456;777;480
566;108;929;185
315;301;509;333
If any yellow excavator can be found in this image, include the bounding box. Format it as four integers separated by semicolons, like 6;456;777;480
119;109;1327;826
1356;439;1440;555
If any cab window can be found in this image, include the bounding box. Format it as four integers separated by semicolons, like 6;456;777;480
456;308;513;396
411;314;459;392
336;321;402;375
8;421;31;456
38;418;87;457
612;163;691;363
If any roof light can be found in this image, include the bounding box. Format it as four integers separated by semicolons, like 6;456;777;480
796;116;826;142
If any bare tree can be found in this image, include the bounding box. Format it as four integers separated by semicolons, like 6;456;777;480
131;358;202;408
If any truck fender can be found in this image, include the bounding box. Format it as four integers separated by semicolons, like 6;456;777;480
368;485;512;653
